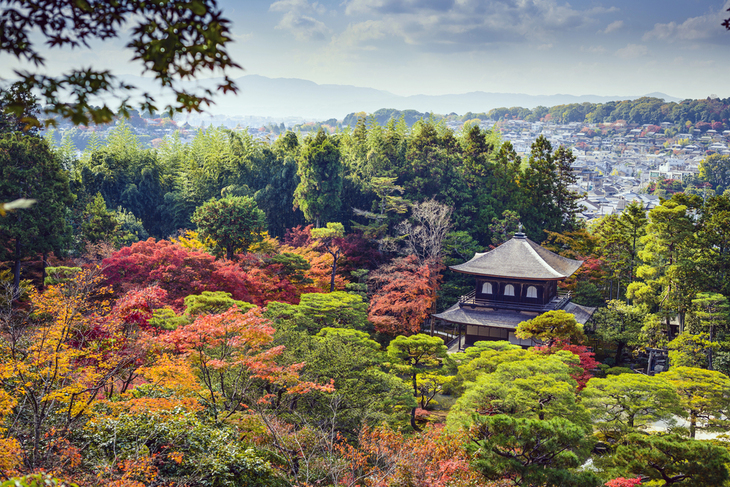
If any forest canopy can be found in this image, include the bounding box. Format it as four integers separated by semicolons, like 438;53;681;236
3;90;730;485
484;96;730;126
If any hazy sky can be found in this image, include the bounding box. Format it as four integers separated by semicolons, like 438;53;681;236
3;0;730;99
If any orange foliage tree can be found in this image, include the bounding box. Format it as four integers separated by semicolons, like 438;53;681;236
0;269;133;472
157;306;333;421
367;255;440;336
279;242;348;293
111;285;168;332
281;224;374;294
335;425;483;487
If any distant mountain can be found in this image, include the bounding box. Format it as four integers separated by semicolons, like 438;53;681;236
119;74;682;120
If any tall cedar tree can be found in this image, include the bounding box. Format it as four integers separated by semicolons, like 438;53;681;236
521;136;581;238
294;130;343;227
594;201;647;300
697;194;730;296
0;134;74;289
632;196;702;333
79;192;119;245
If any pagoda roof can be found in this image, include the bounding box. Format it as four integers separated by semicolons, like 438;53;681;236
450;233;583;280
433;301;595;328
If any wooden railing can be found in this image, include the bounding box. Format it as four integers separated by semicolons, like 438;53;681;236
458;289;571;312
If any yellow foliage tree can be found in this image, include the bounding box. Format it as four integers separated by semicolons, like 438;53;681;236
0;269;129;471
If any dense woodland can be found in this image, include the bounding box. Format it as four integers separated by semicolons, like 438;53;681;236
338;96;730;132
485;96;730;127
3;101;730;486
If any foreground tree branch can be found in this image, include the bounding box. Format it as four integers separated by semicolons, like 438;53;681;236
0;0;241;127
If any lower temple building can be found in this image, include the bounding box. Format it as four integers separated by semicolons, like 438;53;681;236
433;231;596;349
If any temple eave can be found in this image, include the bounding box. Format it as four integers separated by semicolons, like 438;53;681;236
433;301;596;328
448;267;570;280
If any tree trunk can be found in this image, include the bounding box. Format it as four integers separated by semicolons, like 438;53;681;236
708;324;714;370
666;316;672;340
41;252;48;288
411;372;421;431
679;311;685;334
689;411;697;439
329;249;339;293
609;279;613;300
12;238;21;295
410;406;420;431
614;340;625;366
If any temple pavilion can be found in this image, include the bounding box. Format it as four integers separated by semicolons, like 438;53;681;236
433;230;596;349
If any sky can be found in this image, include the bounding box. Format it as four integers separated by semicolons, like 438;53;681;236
2;0;730;100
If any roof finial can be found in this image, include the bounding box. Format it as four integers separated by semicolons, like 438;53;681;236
515;222;526;239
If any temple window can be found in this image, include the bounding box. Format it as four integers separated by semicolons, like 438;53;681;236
482;282;493;294
526;286;537;298
504;284;515;296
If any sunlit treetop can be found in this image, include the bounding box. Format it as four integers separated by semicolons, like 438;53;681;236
0;0;241;127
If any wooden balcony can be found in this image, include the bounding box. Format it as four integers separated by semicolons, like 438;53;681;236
458;289;572;313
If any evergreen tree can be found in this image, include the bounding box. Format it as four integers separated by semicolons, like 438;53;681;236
696;194;730;296
387;334;447;431
294;130;343;227
522;136;582;238
610;433;730;484
0;134;74;289
630;195;702;334
469;415;599;487
80;193;119;245
192;196;267;260
594;201;648;301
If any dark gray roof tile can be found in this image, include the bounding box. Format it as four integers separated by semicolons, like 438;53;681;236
450;233;583;280
433;301;595;328
432;303;534;329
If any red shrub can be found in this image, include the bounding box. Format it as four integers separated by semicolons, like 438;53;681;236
103;239;301;309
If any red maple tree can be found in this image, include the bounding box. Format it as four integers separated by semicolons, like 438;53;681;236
103;238;302;308
368;255;440;336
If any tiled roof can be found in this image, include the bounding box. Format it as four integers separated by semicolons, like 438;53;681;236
433;301;595;328
433;304;537;329
450;233;583;280
563;302;596;324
